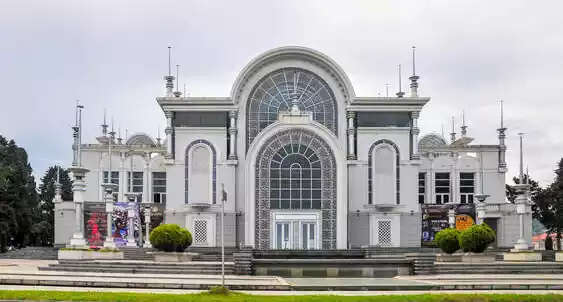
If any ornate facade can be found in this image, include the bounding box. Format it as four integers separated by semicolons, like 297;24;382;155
54;46;530;249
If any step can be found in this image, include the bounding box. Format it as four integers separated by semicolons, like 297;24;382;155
39;267;235;275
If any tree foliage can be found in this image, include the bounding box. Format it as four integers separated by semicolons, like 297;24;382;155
533;158;563;250
0;135;39;251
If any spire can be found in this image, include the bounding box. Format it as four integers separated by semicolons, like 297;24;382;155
173;64;182;97
164;46;175;97
183;84;187;98
117;125;123;145
497;100;507;171
125;129;129;141
385;83;390;98
409;46;420;97
441;124;444;138
101;109;108;136
450;117;456;143
156;125;162;146
77;102;84;167
53;165;62;203
72;101;80;167
519;132;524;184
396;64;405;98
461;110;468;137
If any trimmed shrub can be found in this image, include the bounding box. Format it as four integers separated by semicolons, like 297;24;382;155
434;228;460;254
208;286;231;295
459;223;496;253
149;224;193;252
545;235;554;250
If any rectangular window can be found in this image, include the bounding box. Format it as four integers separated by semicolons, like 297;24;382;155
434;172;450;204
418;172;426;204
459;172;475;204
102;171;120;191
127;171;143;202
152;172;167;204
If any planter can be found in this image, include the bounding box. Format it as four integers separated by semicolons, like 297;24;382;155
503;251;542;262
58;250;124;260
461;253;495;263
151;252;199;262
436;253;462;263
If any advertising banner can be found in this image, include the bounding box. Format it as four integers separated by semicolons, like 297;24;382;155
421;203;476;247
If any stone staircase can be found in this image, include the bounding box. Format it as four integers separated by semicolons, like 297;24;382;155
188;246;238;262
121;247;155;260
434;262;563;274
40;260;235;275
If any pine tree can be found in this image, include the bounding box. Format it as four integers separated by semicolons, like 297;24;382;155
0;135;39;250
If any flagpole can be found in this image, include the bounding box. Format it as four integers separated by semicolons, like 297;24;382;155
221;183;226;287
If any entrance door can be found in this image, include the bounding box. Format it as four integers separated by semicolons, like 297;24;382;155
275;222;292;249
301;222;316;250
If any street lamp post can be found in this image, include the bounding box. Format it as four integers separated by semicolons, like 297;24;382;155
220;183;227;287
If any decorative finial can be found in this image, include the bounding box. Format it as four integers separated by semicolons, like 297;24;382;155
117;125;123;145
173;64;182;97
101;109;108;136
183;84;186;97
53;164;62;203
396;64;405;98
441;124;444;138
168;46;172;77
450;117;456;143
461;111;468;137
77;103;84;167
500;100;504;129
526;166;529;185
156;125;162;146
519;132;524;184
385;83;390;98
164;46;175;97
409;46;420;97
125;129;128;141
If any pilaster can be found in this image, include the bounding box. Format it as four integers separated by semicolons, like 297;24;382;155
410;111;420;161
164;111;174;164
346;110;357;160
228;110;238;160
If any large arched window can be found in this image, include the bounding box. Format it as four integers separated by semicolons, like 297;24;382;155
246;68;338;151
255;129;337;249
368;139;400;205
185;139;216;204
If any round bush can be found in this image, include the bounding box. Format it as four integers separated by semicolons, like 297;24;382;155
459;224;496;253
149;224;193;252
434;228;460;254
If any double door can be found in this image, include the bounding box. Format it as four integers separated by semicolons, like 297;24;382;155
274;221;317;250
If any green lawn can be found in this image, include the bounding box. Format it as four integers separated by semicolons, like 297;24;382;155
0;291;562;302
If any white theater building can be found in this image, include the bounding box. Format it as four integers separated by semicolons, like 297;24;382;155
54;46;529;250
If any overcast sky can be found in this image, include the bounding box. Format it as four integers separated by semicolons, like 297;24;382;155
1;0;561;186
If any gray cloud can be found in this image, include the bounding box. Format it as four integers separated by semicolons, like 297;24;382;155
0;0;561;186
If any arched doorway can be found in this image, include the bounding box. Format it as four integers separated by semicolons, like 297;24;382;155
254;128;337;250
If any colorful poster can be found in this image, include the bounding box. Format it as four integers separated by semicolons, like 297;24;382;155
84;202;107;247
421;204;476;247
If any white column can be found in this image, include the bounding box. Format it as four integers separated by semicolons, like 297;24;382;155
346;111;356;160
451;153;457;204
119;153;126;202
142;153;150;203
126;201;136;247
103;184;117;248
411;111;420;160
228;111;238;160
427;155;434;203
143;203;152;248
69;167;89;247
164;112;173;160
147;167;153;203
